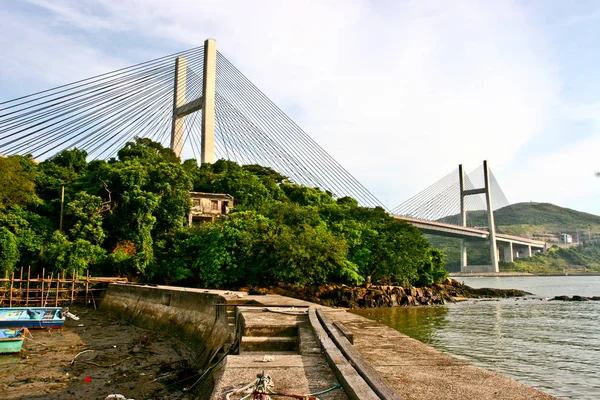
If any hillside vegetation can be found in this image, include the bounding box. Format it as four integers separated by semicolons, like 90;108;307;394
432;202;600;273
0;139;447;288
503;242;600;274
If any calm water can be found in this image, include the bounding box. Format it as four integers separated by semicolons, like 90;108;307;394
352;276;600;399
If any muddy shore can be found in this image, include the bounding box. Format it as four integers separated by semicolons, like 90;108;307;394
0;307;200;400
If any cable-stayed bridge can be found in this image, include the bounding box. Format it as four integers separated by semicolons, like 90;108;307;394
0;39;383;209
0;39;545;274
391;162;545;273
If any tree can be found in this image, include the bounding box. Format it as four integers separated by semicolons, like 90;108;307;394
118;137;179;164
281;184;335;207
415;248;447;286
65;192;106;244
42;232;105;276
0;227;19;277
149;162;192;235
0;156;37;209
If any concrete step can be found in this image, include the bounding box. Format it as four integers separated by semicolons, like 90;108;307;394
240;336;298;353
243;325;298;338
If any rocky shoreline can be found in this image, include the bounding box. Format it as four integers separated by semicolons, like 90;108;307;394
548;295;600;301
267;279;532;309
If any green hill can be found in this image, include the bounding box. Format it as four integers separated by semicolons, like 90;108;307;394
495;202;600;227
439;202;600;240
431;202;600;272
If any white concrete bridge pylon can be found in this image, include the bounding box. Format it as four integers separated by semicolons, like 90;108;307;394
170;38;216;163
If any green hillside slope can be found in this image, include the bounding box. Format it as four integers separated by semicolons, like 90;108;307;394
430;202;600;273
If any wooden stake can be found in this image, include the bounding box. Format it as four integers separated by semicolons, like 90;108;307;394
85;270;89;306
9;272;14;307
70;270;75;303
40;268;45;306
55;272;60;306
45;272;53;307
26;266;30;306
19;267;23;304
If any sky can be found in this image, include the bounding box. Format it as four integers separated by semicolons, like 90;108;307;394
1;0;599;215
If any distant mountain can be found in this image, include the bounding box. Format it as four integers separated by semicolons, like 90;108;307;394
439;202;600;235
430;202;600;272
494;202;600;227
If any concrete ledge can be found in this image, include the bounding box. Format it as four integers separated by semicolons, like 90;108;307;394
333;320;354;344
317;309;400;400
308;307;379;400
101;284;231;368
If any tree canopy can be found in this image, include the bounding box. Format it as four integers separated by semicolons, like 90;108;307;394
0;138;447;287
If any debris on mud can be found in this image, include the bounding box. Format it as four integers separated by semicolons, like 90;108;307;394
0;306;199;399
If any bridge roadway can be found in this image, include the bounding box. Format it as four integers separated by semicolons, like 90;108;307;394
392;215;546;252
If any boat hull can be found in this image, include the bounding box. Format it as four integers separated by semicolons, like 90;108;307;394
0;328;27;354
0;320;64;329
0;337;25;353
0;307;66;329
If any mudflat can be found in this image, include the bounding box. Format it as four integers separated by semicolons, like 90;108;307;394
0;307;198;399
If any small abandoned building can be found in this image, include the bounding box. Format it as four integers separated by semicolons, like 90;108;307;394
188;192;234;225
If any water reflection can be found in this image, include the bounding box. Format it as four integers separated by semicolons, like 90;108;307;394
351;294;600;399
352;306;449;345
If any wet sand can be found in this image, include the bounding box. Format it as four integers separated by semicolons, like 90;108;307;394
0;306;199;399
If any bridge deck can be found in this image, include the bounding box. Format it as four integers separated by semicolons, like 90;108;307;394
393;215;545;248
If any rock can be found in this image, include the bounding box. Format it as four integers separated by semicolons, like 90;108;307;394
571;296;589;301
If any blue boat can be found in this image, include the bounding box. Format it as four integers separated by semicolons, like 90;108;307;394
0;328;28;353
0;307;66;329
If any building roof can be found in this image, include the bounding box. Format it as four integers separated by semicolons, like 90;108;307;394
189;191;234;200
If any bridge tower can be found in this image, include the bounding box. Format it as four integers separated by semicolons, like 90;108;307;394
459;160;499;273
170;38;216;163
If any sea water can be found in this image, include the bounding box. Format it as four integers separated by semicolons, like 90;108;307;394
352;276;600;399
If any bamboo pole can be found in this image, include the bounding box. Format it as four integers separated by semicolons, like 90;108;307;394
70;270;75;303
19;267;23;303
40;268;45;306
44;272;53;307
55;272;60;306
85;270;89;306
26;266;30;306
9;272;14;307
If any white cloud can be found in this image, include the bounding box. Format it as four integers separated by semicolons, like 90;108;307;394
506;132;600;215
4;0;596;214
0;8;127;89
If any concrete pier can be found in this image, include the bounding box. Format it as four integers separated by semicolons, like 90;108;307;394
102;284;556;400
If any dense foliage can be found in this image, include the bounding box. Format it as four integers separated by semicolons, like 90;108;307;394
502;242;600;273
0;140;447;287
431;202;600;272
440;203;600;228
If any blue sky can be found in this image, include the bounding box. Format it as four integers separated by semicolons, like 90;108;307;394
1;0;599;215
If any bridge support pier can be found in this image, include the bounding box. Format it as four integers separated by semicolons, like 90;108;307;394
170;38;217;163
170;57;187;158
483;161;500;272
459;161;499;273
460;240;468;270
502;242;514;263
201;38;216;164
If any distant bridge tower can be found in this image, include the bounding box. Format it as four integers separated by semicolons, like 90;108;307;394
459;160;499;273
170;38;216;163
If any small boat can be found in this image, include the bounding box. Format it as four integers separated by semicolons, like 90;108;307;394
0;307;67;329
0;328;28;354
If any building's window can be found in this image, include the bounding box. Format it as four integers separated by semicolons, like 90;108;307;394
211;200;219;211
193;199;201;207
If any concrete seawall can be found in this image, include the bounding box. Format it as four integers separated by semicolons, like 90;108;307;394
101;284;232;369
102;283;556;400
